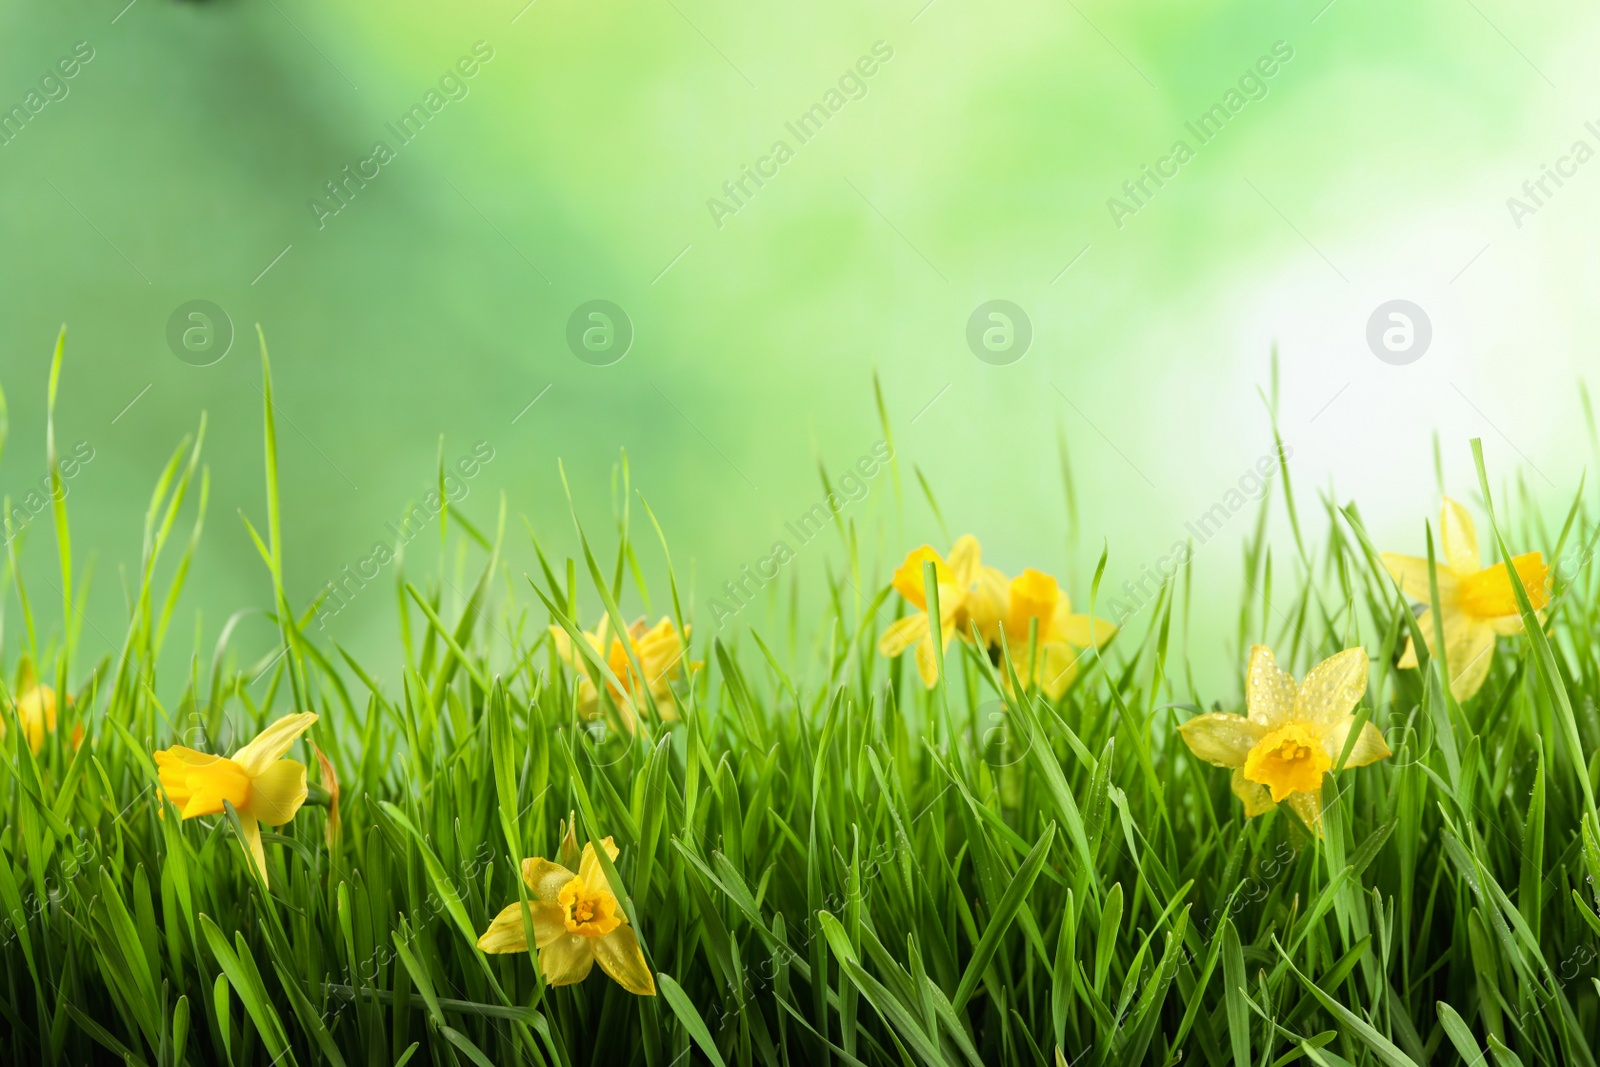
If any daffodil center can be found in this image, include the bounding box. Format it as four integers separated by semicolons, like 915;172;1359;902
557;876;622;938
1457;554;1548;619
1242;723;1331;803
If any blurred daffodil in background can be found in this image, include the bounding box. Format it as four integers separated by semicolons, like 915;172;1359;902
1001;568;1116;698
1179;646;1389;833
551;616;694;729
1382;498;1549;700
154;711;318;887
4;658;68;755
477;835;655;995
878;536;1007;685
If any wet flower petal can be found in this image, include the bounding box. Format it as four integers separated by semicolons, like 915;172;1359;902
1178;714;1262;768
1244;645;1296;726
594;923;656;995
1325;716;1392;769
1294;648;1368;726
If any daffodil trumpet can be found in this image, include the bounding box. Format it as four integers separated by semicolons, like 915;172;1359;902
1381;497;1550;701
1178;646;1390;834
998;568;1115;699
154;711;318;888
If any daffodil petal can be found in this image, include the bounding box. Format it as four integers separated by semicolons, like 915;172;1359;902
1381;553;1457;603
1440;498;1480;576
890;546;945;610
1245;645;1296;726
1294;648;1369;726
539;935;596;986
549;625;578;668
1444;618;1496;701
947;535;981;587
477;903;530;954
231;712;318;778
578;838;621;885
477;901;565;953
1036;641;1086;699
1490;611;1533;636
242;758;309;826
522;858;577;902
969;566;1010;646
594;923;656;995
1325;716;1392;769
237;812;270;888
1395;630;1420;671
913;635;941;688
1284;790;1323;836
878;613;929;657
1230;768;1276;817
18;687;57;754
1179;714;1262;768
1056;613;1115;649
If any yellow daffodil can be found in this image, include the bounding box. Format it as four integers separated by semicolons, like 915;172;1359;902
878;535;1008;686
477;836;656;996
551;616;694;730
1381;497;1549;701
1001;568;1117;699
154;712;318;887
4;659;66;755
1179;646;1389;834
8;682;58;755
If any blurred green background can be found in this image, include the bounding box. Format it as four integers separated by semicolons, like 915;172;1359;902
2;0;1596;689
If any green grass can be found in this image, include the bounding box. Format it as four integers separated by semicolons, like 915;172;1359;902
4;336;1600;1067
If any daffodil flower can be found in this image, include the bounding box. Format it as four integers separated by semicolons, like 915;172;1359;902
477;837;656;996
1382;497;1549;700
8;683;58;755
550;616;694;730
878;536;1008;685
1001;568;1117;699
154;712;318;887
4;658;70;755
1179;646;1389;833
